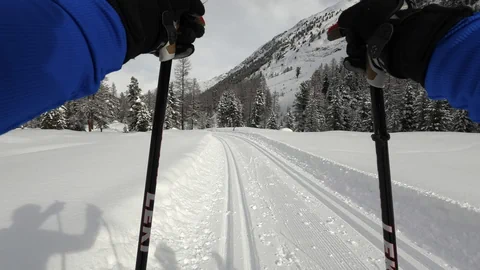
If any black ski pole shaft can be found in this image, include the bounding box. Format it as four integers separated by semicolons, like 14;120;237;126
327;3;404;267
370;85;398;269
135;60;173;270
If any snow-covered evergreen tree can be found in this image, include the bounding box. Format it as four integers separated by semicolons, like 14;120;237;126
128;97;151;132
452;109;475;132
165;84;181;130
93;81;117;131
284;107;296;130
143;90;156;115
174;58;192;130
304;92;325;132
41;106;66;130
188;79;201;129
111;83;118;97
64;101;86;131
423;100;452;131
251;87;266;127
267;111;279;130
294;81;311;132
217;91;243;128
351;87;372;132
414;88;429;131
326;84;346;130
400;82;416;132
118;92;129;123
127;77;148;131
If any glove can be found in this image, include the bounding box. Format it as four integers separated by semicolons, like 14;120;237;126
107;0;206;63
337;0;473;85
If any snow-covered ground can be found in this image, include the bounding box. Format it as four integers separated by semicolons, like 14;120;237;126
1;128;479;269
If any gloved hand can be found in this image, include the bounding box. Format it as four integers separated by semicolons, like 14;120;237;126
107;0;205;63
336;0;473;85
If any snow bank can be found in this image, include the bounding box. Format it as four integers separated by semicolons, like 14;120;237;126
0;129;224;270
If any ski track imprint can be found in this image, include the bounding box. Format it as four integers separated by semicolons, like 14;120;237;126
215;132;452;270
216;134;372;269
217;137;260;270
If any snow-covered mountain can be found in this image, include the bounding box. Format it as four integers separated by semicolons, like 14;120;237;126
203;0;355;111
199;74;226;92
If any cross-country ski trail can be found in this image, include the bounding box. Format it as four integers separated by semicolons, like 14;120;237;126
201;132;453;270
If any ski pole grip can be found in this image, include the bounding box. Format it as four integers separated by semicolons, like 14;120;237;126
159;11;178;62
366;55;387;88
327;23;345;41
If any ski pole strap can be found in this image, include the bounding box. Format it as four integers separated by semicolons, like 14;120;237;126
157;10;178;62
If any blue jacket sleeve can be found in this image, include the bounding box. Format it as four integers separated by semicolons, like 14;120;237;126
0;0;126;135
425;12;480;122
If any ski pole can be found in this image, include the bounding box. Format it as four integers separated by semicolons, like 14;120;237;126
367;57;398;270
327;3;406;266
135;11;177;270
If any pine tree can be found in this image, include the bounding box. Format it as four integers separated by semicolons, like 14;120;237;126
64;101;86;131
118;92;130;123
165;84;181;130
267;111;279;130
124;77;151;132
232;98;244;129
188;79;201;129
400;82;416;131
93;81;117;131
351;91;371;132
384;77;404;132
263;90;273;128
41;106;67;130
132;98;151;132
250;87;265;127
452;109;475;132
304;92;325;132
217;91;243;128
285;107;296;130
174;58;192;130
296;67;301;79
68;79;117;132
294;81;311;132
111;83;118;97
326;85;346;130
424;100;452;131
322;73;330;96
143;90;156;115
414;88;429;130
197;111;209;129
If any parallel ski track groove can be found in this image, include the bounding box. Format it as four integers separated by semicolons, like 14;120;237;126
229;133;445;270
219;136;235;268
217;136;260;270
227;135;369;269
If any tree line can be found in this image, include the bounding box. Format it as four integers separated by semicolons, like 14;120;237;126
291;58;479;133
27;56;479;134
23;59;204;132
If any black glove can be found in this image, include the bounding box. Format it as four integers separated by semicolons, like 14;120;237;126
107;0;206;63
337;0;473;85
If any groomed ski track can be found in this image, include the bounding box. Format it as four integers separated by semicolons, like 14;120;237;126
209;132;451;270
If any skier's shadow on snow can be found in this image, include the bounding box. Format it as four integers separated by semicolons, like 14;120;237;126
211;251;237;270
155;242;178;270
0;202;102;270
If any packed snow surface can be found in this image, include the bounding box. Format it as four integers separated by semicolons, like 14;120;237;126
1;128;479;269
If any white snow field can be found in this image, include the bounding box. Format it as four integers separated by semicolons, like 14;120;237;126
1;128;479;269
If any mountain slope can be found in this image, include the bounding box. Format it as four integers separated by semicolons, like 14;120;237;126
202;0;355;111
